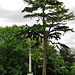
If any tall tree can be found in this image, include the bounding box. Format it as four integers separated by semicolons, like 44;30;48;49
21;0;74;75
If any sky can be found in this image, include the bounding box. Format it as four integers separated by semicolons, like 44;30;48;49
0;0;75;49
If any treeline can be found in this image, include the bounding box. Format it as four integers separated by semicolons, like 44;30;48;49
0;25;75;75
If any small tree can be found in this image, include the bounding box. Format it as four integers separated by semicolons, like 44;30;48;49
21;0;74;75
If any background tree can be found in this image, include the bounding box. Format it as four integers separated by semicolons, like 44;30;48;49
0;26;29;75
0;26;71;75
21;0;74;75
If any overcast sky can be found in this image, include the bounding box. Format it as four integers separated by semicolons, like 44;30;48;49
0;0;75;49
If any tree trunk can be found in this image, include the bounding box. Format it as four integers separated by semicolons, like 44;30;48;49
42;31;48;75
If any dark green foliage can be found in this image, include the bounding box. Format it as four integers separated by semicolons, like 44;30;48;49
46;45;70;75
70;63;75;75
0;26;29;75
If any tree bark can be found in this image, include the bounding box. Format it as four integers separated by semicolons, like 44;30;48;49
42;31;48;75
42;6;48;75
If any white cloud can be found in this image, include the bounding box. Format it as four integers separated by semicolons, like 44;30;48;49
0;0;24;11
59;32;75;48
59;0;75;8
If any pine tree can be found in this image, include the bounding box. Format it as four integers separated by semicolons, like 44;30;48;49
21;0;74;75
